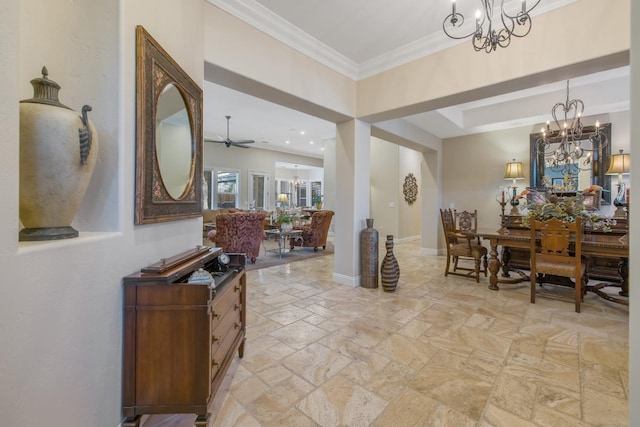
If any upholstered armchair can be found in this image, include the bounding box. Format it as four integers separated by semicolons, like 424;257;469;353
289;210;334;251
213;212;266;263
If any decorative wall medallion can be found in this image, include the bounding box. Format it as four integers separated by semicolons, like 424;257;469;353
403;173;418;205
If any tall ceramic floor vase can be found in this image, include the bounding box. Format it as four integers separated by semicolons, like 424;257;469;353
360;218;378;288
380;235;400;292
19;67;98;241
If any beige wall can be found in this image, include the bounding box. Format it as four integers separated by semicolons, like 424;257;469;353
398;146;422;240
323;138;337;215
1;1;206;426
356;0;630;122
442;111;631;235
203;144;323;210
370;137;423;241
200;134;428;241
1;1;637;425
203;4;356;122
19;0;120;232
371;137;400;237
628;1;639;422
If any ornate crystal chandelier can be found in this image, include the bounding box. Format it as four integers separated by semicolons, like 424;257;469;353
443;0;540;53
535;80;609;178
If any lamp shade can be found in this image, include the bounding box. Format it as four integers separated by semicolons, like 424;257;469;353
605;150;631;175
277;193;288;203
504;159;525;180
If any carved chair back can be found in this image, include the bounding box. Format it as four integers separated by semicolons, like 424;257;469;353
454;209;479;233
530;216;584;312
439;208;487;282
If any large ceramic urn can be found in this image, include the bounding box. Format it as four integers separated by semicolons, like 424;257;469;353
19;67;98;241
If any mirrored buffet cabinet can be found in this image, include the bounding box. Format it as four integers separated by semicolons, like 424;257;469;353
122;247;246;426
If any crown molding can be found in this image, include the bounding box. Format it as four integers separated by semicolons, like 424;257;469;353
208;0;578;81
358;33;462;80
208;0;359;79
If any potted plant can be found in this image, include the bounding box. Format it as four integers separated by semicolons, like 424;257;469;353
276;211;294;231
312;194;323;210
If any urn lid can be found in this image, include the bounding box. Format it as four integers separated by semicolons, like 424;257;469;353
20;66;72;110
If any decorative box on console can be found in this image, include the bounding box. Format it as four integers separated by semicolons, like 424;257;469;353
122;246;246;427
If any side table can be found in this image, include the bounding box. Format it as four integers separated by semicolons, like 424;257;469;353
264;229;303;258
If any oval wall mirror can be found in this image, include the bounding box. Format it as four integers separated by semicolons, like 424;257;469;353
155;83;193;199
135;26;203;224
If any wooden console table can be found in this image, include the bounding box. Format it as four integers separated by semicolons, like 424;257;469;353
122;247;247;426
476;228;629;305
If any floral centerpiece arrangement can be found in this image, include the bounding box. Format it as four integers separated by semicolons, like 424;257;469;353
516;187;615;232
276;210;295;230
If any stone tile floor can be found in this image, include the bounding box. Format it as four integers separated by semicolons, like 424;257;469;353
142;239;629;427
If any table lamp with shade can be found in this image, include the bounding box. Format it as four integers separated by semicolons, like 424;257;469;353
504;159;525;215
605;149;631;218
277;193;288;208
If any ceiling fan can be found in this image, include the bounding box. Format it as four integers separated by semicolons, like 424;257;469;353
205;115;255;148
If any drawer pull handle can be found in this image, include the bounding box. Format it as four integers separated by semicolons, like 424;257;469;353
234;322;240;329
234;285;241;292
212;311;219;319
212;360;219;367
212;335;219;343
235;304;241;311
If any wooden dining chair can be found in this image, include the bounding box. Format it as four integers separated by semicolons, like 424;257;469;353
530;216;586;313
440;209;488;283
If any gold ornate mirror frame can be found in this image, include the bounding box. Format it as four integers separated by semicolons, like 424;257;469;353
529;123;612;205
135;25;203;224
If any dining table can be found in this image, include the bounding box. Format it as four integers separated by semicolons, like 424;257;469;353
476;227;629;305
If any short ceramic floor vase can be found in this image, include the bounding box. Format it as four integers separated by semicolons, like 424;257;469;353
19;67;98;241
380;235;400;292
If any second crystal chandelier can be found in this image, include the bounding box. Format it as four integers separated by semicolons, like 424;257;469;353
535;80;608;174
443;0;541;53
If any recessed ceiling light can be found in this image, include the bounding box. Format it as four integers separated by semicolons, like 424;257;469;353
321;147;324;151
285;140;290;144
309;141;314;144
300;130;305;135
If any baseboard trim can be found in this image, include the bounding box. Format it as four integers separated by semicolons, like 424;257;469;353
420;247;440;256
333;272;359;287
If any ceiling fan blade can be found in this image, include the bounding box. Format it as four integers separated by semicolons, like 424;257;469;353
208;117;253;148
205;134;228;142
231;143;250;148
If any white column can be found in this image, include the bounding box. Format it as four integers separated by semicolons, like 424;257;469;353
333;119;371;286
421;149;441;255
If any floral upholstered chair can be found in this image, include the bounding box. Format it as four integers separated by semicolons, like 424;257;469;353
212;212;266;263
289;210;334;252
